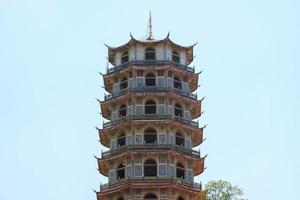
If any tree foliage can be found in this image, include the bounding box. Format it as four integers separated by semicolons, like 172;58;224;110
204;180;246;200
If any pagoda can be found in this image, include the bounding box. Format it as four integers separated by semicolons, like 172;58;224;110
95;15;206;200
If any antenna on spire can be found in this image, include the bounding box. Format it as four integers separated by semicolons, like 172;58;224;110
146;11;153;40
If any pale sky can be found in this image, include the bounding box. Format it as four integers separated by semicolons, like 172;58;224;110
0;0;299;200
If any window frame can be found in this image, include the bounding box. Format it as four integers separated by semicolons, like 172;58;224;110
144;159;157;177
145;47;156;60
121;51;129;64
172;51;180;63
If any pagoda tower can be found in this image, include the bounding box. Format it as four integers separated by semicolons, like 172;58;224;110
96;17;206;200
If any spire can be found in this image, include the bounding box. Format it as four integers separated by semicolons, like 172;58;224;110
146;11;153;40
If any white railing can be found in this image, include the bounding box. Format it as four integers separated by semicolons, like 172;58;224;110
105;77;196;100
101;144;201;159
104;103;199;130
99;177;202;190
106;60;195;74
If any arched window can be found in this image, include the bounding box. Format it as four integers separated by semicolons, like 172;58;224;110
121;51;129;64
174;103;183;117
145;100;156;114
178;197;184;200
176;162;185;179
144;159;157;177
145;73;156;86
117;162;125;180
120;77;128;90
144;193;158;200
118;198;124;200
144;128;157;144
145;47;155;60
172;51;180;63
176;132;185;147
174;76;182;89
117;133;126;147
119;104;127;118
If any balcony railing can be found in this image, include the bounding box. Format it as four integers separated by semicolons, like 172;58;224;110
105;77;196;100
99;177;202;191
103;115;198;130
104;85;197;101
100;144;201;159
103;104;197;129
106;60;195;74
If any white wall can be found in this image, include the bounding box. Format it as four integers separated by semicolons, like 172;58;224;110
114;43;187;64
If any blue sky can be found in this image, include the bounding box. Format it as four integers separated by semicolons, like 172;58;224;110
0;0;299;199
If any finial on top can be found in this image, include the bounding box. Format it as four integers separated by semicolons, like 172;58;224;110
146;11;153;40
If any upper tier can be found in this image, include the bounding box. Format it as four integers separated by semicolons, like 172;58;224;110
105;33;196;70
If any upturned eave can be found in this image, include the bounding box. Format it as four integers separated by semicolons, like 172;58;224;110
106;33;196;65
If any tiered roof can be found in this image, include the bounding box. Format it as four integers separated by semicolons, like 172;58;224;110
105;33;197;65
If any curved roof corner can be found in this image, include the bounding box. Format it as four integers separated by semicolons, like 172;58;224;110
106;33;196;65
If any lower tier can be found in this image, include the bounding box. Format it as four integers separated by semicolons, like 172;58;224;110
96;178;206;200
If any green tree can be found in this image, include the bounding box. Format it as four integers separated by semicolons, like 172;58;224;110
204;180;246;200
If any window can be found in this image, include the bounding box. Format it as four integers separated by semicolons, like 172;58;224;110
118;198;124;200
119;104;127;118
144;193;158;200
144;159;157;177
117;162;125;180
176;132;185;147
172;51;180;63
145;47;155;60
174;76;182;89
176;162;185;179
121;51;129;64
145;73;156;86
178;197;184;200
120;77;128;90
174;103;183;117
117;133;126;147
144;128;157;144
145;100;156;114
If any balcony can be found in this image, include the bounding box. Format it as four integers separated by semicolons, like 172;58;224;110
106;60;195;75
103;104;198;130
102;116;198;130
104;87;197;100
104;77;197;101
99;177;202;191
104;86;197;101
100;144;201;159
